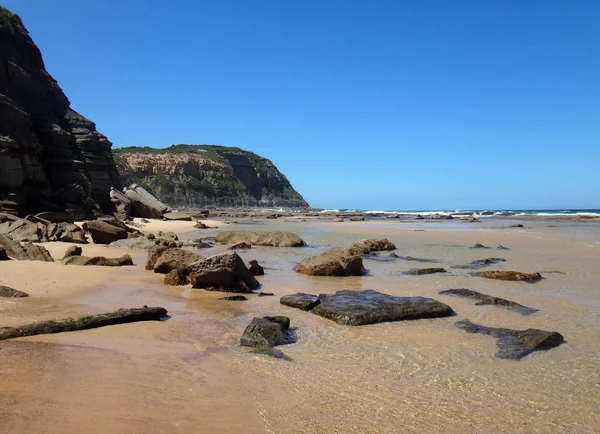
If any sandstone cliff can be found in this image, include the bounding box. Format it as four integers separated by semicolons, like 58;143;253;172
0;7;119;218
114;145;308;208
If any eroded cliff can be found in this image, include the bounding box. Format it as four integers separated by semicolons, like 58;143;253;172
114;145;308;208
0;7;119;217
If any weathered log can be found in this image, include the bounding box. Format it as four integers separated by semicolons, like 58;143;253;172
0;306;168;341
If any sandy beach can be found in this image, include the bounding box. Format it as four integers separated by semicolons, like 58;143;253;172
1;216;599;433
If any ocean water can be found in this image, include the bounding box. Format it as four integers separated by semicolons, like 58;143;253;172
317;208;600;217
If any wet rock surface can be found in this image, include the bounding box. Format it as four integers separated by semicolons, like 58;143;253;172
477;270;542;283
0;285;28;297
229;242;251;250
280;293;321;311
240;316;293;348
61;254;133;266
452;258;506;270
216;231;306;247
455;319;564;360
188;251;260;293
351;238;396;255
220;295;248;301
163;269;186;286
404;267;447;275
163;211;192;221
248;259;264;276
293;248;365;276
440;289;538;315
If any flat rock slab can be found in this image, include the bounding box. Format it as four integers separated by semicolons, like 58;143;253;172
452;258;506;270
455;319;564;360
440;289;538;315
61;254;134;266
281;290;455;326
0;286;28;298
476;270;542;283
216;231;306;247
163;211;192;221
405;267;447;275
280;293;321;311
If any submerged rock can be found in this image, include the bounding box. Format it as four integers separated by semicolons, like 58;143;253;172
472;243;488;249
164;269;186;286
0;286;28;297
404;267;447;275
311;290;455;326
293;248;365;276
240;316;291;348
351;238;396;255
452;258;506;270
248;259;264;276
220;295;248;301
439;289;538;315
229;242;251;250
61;254;133;266
280;293;321;311
188;251;260;293
455;319;564;360
216;231;306;247
258;292;275;297
478;270;542;283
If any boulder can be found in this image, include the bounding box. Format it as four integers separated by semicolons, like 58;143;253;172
215;231;306;247
455;319;564;360
47;222;87;243
388;252;399;258
22;242;53;262
284;290;455;326
145;245;170;270
479;270;542;283
349;216;365;221
109;188;131;221
280;293;321;311
351;238;396;255
61;254;133;266
293;248;365;276
0;235;53;262
452;258;506;270
152;248;203;275
188;251;260;293
404;267;447;275
248;259;264;276
163;211;192;221
84;220;128;244
240;316;290;348
164;269;186;286
62;245;82;259
440;289;538;315
229;242;251;250
124;184;171;218
0;286;28;297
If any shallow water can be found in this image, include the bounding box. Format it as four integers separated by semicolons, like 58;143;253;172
1;218;599;433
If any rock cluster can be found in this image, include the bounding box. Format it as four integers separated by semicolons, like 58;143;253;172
216;231;306;247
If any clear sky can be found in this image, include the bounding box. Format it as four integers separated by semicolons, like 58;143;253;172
4;0;599;210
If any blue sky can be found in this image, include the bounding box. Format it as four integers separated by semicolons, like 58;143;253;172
5;0;599;210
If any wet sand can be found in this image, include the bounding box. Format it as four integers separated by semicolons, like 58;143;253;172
1;218;599;433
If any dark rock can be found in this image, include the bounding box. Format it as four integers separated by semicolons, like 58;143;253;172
439;289;538;315
405;267;447;275
258;292;274;297
188;251;260;293
452;257;506;270
0;285;28;297
511;224;524;228
0;306;168;341
0;246;9;260
240;316;291;348
216;231;306;247
152;248;203;275
229;242;251;250
47;222;87;243
351;238;396;255
280;293;321;311
123;184;171;218
478;270;542;283
349;216;365;221
164;269;186;286
220;295;248;301
388;252;399;258
497;245;510;250
455;319;564;360
248;259;264;276
472;243;488;249
194;240;213;249
163;211;192;221
84;220;127;244
311;290;454;326
61;254;133;266
62;245;82;259
293;248;365;277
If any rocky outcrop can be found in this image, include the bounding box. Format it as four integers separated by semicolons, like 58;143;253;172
0;7;119;218
0;234;53;261
404;267;447;275
188;251;259;293
455;319;564;360
114;145;308;208
216;231;306;247
477;270;542;283
293;248;365;276
440;289;538;315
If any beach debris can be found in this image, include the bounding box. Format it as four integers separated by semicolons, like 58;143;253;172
404;267;447;275
62;245;82;259
281;290;454;326
188;251;260;293
293;248;365;276
229;242;251;250
164;269;186;286
439;289;538;315
258;292;275;297
0;306;168;341
163;211;192;221
0;234;53;261
477;270;542;283
83;220;128;244
216;230;306;247
0;285;28;298
248;259;264;276
240;315;292;349
454;319;564;360
220;295;248;301
62;254;133;266
472;243;488;249
351;238;396;255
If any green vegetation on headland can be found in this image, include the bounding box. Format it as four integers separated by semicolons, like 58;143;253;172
0;7;26;32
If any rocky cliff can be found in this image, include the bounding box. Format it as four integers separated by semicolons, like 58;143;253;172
114;145;309;208
0;7;119;218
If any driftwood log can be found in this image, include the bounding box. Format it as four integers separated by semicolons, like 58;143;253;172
0;306;168;341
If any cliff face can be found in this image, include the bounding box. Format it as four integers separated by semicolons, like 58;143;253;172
115;145;309;208
0;7;119;217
